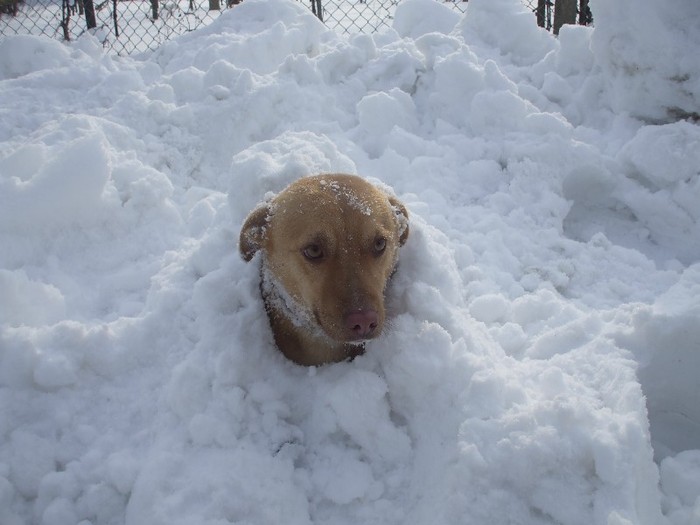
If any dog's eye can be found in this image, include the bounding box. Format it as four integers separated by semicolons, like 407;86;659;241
303;244;324;260
373;237;387;255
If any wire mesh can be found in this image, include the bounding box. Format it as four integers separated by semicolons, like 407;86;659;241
1;0;233;54
0;0;552;56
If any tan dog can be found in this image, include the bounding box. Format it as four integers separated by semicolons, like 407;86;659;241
239;174;409;366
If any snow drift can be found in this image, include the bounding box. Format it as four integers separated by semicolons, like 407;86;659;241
1;0;699;524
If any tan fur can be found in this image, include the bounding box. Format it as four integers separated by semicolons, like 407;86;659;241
239;174;409;366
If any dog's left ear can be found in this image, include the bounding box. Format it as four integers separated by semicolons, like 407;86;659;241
239;204;270;262
388;196;409;246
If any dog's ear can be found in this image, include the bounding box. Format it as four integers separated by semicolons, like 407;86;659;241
388;196;409;246
239;204;270;262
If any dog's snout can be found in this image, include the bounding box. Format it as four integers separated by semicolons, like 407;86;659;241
345;310;379;338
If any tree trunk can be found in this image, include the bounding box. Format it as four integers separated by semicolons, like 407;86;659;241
553;0;576;35
536;0;552;30
61;0;71;39
151;0;159;19
208;0;220;10
83;0;96;29
578;0;592;25
310;0;322;22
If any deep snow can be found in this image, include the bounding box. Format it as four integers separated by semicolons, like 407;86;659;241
1;0;699;524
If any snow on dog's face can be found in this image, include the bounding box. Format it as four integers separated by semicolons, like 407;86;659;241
239;174;409;364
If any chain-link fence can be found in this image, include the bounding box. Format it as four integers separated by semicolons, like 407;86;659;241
312;0;467;34
0;0;586;56
1;0;236;55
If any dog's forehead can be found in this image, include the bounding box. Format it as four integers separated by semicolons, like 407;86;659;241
272;176;394;224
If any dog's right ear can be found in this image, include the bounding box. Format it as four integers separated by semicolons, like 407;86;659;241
239;204;270;262
388;196;410;246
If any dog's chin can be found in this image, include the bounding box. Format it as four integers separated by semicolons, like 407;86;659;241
327;329;382;348
344;337;374;349
314;321;364;347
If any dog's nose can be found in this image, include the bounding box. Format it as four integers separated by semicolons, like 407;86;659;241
345;310;379;338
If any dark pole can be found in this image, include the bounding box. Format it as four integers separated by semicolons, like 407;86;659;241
112;0;119;37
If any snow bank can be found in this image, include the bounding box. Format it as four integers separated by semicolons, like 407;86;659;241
589;0;700;121
0;34;73;80
1;0;699;524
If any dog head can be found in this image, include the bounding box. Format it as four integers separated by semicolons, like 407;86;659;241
240;174;409;347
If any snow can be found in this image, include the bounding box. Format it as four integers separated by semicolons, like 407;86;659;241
1;0;699;523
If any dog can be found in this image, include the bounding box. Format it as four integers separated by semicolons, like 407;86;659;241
239;174;409;366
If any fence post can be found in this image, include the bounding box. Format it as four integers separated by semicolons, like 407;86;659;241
83;0;96;28
112;0;119;36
